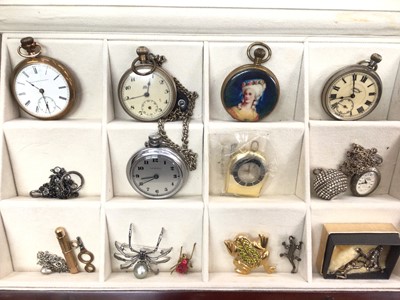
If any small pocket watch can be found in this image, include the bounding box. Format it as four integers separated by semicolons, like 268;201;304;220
221;42;280;122
350;167;381;197
225;141;268;197
118;46;177;121
10;37;76;120
127;134;189;199
321;53;383;120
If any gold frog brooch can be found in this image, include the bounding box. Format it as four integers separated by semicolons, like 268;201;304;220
224;234;276;275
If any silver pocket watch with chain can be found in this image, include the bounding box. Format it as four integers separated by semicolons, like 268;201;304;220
124;47;198;199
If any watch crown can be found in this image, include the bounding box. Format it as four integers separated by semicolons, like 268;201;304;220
147;133;162;148
136;46;150;63
368;53;382;70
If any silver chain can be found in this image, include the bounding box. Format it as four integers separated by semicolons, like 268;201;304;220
339;143;383;176
157;77;198;171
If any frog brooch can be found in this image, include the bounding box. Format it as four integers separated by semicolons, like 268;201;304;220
224;234;276;275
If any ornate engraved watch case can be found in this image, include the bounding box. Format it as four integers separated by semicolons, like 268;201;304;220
321;53;383;121
118;46;177;121
221;42;280;122
127;134;189;199
225;141;268;197
10;37;77;120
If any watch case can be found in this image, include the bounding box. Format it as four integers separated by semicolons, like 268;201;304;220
0;34;399;293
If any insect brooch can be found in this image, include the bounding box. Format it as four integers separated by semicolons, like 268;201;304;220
280;235;302;273
114;223;172;279
170;243;196;274
224;234;276;275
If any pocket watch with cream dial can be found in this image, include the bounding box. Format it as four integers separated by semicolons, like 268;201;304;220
225;141;268;197
10;37;76;120
321;53;382;121
118;46;177;121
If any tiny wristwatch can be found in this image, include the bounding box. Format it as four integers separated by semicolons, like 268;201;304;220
225;141;268;197
127;134;189;199
118;46;177;121
221;42;280;122
10;37;76;120
321;53;383;120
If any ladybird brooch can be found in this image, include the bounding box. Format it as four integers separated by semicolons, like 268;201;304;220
224;234;276;275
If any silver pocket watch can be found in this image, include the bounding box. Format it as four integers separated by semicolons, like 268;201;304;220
127;134;189;199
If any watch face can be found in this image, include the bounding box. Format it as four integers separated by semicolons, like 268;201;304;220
322;66;382;120
231;156;267;186
351;168;381;197
221;65;280;122
12;58;74;119
127;148;188;199
118;66;176;121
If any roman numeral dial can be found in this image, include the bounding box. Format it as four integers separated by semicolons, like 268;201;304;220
322;55;383;121
12;59;75;120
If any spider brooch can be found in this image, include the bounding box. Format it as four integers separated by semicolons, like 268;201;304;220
170;243;196;274
114;223;172;279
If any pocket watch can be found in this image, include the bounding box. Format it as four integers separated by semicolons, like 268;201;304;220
225;141;268;197
221;42;280;122
127;134;189;199
125;52;198;199
118;46;177;121
321;53;382;120
10;37;76;120
350;167;381;197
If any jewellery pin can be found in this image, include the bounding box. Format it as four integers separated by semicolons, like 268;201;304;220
332;245;385;279
30;167;84;199
224;234;276;275
279;236;302;273
170;243;196;274
37;251;68;274
114;223;172;279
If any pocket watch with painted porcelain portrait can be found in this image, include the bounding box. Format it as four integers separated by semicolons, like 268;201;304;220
10;37;77;120
225;141;268;197
321;53;383;121
118;46;177;121
221;42;280;122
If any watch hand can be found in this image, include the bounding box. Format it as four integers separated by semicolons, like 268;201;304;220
144;79;151;97
140;174;159;185
26;80;41;91
125;94;146;101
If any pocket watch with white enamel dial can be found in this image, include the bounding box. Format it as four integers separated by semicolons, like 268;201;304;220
10;37;76;120
321;53;382;121
118;46;177;121
350;167;381;197
225;141;268;197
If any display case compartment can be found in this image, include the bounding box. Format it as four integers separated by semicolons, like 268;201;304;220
1;35;106;122
107;40;203;122
207;200;309;287
106;120;203;200
1;119;103;199
208;40;305;123
309;121;400;201
208;121;306;201
103;199;204;287
307;39;400;121
0;198;101;288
